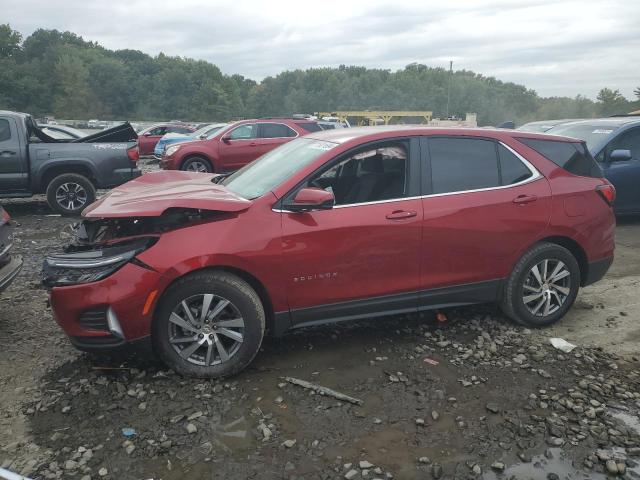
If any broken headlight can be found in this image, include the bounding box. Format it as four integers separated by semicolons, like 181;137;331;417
42;238;156;287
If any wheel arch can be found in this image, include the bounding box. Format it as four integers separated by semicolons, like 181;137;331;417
537;235;589;286
153;265;276;334
38;162;98;193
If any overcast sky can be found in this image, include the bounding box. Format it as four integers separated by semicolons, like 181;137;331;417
2;0;639;99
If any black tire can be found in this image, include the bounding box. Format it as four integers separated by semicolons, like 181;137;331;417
181;156;213;173
152;270;265;378
500;242;580;327
45;173;96;216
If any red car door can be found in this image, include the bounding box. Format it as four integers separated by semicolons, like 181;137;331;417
256;122;298;157
280;138;423;326
418;136;551;306
217;123;261;171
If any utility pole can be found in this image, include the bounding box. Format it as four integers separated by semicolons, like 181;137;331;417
446;60;453;118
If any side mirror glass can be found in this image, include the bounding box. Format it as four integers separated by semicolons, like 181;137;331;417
609;149;632;162
285;187;334;212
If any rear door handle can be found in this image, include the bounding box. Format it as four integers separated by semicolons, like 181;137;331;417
249;142;257;147
513;194;537;204
386;210;417;220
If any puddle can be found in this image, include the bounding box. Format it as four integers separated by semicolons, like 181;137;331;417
482;448;640;480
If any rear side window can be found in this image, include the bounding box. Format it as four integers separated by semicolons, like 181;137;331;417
260;123;297;138
429;138;500;194
298;122;323;133
518;138;601;177
498;145;533;185
170;126;193;134
0;119;11;142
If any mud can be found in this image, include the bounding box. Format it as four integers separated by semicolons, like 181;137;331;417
1;173;639;479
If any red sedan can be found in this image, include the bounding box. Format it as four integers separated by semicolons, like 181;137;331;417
160;118;322;173
44;126;615;378
137;123;196;156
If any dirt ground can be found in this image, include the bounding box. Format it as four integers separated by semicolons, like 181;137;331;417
1;182;639;480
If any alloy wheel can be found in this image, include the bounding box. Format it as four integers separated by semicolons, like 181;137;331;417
55;182;88;211
186;161;209;173
168;294;245;366
522;259;571;317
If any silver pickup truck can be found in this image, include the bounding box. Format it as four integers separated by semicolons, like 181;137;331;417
0;111;141;215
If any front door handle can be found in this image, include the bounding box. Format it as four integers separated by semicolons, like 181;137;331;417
386;210;417;220
249;142;257;147
0;150;16;156
513;194;537;205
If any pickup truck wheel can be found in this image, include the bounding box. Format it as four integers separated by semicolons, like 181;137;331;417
152;271;265;378
46;173;96;216
182;157;212;173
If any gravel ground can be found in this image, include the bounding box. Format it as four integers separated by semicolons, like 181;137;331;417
1;171;639;480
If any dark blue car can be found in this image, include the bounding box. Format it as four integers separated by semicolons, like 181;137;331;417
547;116;640;215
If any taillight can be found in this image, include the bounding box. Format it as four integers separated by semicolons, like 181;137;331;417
127;145;139;164
596;182;616;206
0;208;9;222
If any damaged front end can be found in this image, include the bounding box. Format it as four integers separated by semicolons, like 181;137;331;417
42;208;219;288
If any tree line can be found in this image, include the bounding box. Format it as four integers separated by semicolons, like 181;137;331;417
0;24;638;126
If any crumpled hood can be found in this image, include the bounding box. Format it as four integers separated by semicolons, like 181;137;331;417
83;171;251;218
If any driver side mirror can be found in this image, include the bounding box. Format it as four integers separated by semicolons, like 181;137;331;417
198;134;207;139
143;132;151;137
285;187;334;212
609;149;632;162
221;135;232;143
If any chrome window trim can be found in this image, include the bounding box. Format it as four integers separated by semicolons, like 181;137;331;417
274;140;542;212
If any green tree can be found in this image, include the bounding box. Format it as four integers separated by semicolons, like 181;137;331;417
0;24;21;58
596;87;629;116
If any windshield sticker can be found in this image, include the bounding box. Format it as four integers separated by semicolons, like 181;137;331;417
592;129;613;134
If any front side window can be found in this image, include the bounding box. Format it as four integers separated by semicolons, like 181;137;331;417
303;142;408;205
148;126;167;136
0;119;13;142
260;123;297;138
429;138;500;194
228;124;257;140
605;128;640;161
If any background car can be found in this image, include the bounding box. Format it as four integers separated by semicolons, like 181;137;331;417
138;123;196;156
546;116;640;215
153;123;227;159
517;119;578;133
0;205;22;293
45;126;615;378
160;118;321;172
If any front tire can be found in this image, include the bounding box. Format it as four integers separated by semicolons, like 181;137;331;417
501;242;580;327
45;173;96;216
152;271;265;378
181;156;213;173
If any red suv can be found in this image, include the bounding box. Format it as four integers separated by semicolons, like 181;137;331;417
159;118;322;173
44;127;615;378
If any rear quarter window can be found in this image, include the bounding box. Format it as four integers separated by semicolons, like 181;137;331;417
298;122;323;133
517;138;602;178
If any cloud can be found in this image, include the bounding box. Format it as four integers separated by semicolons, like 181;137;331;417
2;0;638;99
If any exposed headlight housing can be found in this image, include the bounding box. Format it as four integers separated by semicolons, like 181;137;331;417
42;238;156;287
165;144;181;156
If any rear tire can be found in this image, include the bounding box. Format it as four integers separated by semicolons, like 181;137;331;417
181;157;213;173
501;242;580;327
45;173;96;216
152;271;265;378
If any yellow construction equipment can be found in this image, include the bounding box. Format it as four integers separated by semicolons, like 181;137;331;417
316;111;433;126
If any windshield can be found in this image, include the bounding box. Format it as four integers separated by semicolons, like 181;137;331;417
547;123;619;151
222;138;337;199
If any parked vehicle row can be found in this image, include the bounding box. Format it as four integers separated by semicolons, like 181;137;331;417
43;126;615;378
0;111;141;215
153;123;227;159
